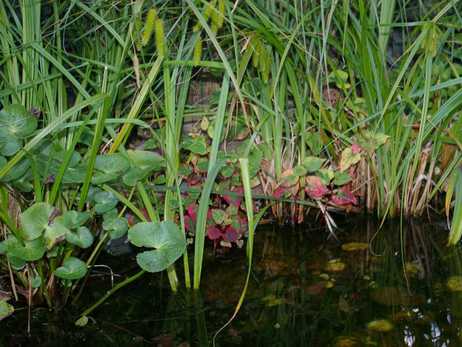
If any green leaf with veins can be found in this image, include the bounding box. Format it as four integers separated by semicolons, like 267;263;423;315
19;202;54;241
128;221;186;273
54;257;87;280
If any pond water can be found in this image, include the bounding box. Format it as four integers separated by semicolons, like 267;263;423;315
2;218;462;347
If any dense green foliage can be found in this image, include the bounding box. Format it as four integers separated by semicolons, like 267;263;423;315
0;0;461;319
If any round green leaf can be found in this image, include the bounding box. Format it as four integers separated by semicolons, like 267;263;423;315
302;156;325;172
5;236;46;262
122;167;149;186
0;131;21;156
182;136;208;155
66;226;94;249
7;255;26;270
20;202;54;240
0;104;37;138
333;171;352;186
128;221;186;273
92;154;130;184
54;257;87;280
0;158;30;182
94;191;118;214
56;211;90;230
103;216;128;240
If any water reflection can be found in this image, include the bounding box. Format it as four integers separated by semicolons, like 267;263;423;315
2;218;462;346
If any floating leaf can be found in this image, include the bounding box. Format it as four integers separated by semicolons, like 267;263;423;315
447;276;462;292
0;300;14;321
341;242;368;251
367;319;394;332
54;257;87;280
128;221;186;273
66;227;94;249
325;259;346;272
19;202;54;240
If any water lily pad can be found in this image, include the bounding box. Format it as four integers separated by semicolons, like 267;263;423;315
54;257;87;280
66;227;94;249
0;300;14;321
341;242;368;252
19;202;54;240
128;221;186;273
325;259;346;272
370;286;423;306
335;336;359;347
367;319;394;332
447;276;462;292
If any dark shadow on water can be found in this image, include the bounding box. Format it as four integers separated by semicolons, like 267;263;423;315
2;218;462;346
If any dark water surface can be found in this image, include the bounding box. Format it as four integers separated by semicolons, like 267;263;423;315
2;218;462;347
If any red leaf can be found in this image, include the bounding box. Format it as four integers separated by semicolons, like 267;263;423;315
330;187;358;206
351;143;362;154
305;176;330;199
223;227;239;242
186;204;197;221
273;186;286;199
184;215;193;232
207;226;223;240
